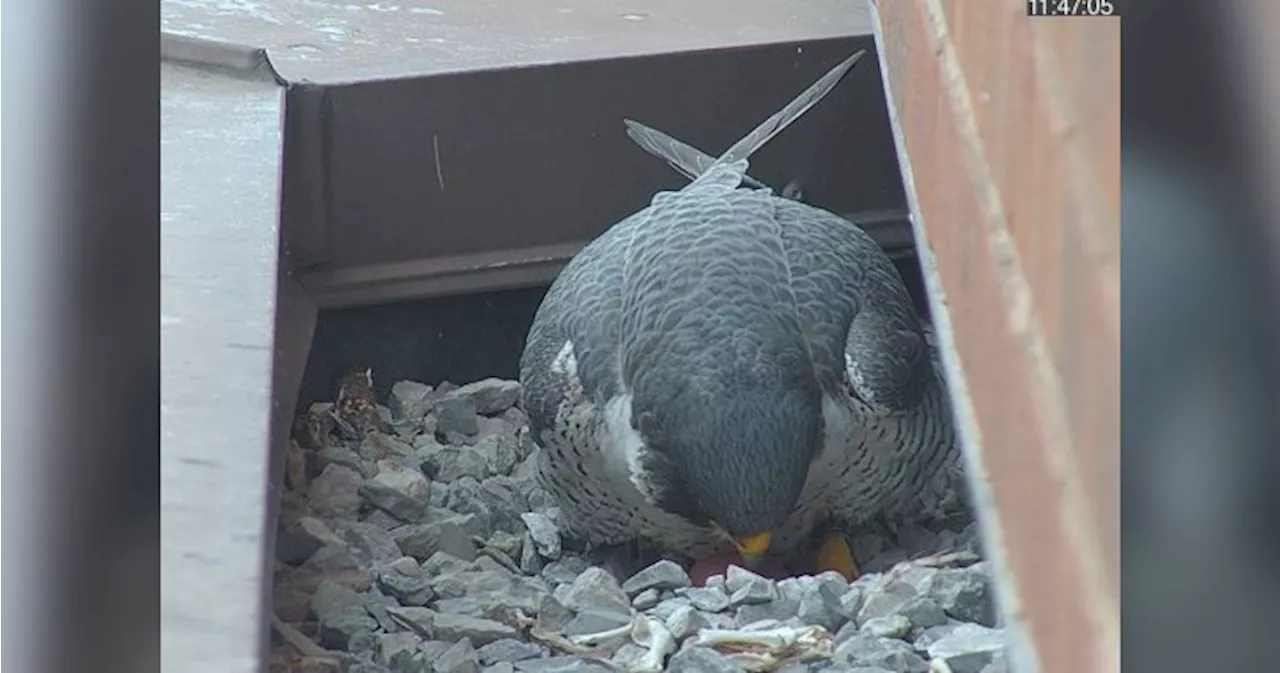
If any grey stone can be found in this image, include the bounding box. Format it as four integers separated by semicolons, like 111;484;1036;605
541;556;589;586
444;478;497;535
435;396;480;437
622;559;692;596
420;641;455;660
311;464;365;519
293;543;374;593
476;477;530;534
448;378;522;416
519;531;544;574
733;596;800;627
364;586;405;632
392;518;478;562
377;557;435;606
273;583;312;623
536;594;574;631
428;447;491;483
390;381;434;423
514;656;614;673
348;631;379;658
476;639;544;665
610;643;651;670
558;566;630;615
277;516;342;565
896;596;949;629
377;632;421;667
861;615;913;640
795;579;847;632
435;638;481;673
365;508;408;530
483;665;516;673
926;567;995;626
486;530;523;559
562;607;632;636
912;623;965;652
665;604;708;640
520;512;561;559
925;624;1005;673
361;460;432;523
432;613;520;648
677;586;731;613
649;597;694;622
856;580;918;625
667;646;748;672
838;586;865;621
726;566;777;606
631;588;661;610
473;433;520;476
833;634;929;672
385;606;437;638
311;581;378;650
339;520;404;566
359;433;418;462
316;445;372;478
421;550;476;576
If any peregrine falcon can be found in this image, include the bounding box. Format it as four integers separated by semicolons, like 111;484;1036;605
519;51;963;578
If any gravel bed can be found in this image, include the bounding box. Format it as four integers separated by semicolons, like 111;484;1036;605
270;374;1007;673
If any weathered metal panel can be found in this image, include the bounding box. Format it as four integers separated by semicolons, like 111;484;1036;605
160;61;292;673
867;2;1119;673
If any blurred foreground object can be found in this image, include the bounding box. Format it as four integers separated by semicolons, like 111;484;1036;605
867;2;1118;673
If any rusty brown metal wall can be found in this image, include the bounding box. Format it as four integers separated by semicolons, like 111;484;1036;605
867;2;1119;673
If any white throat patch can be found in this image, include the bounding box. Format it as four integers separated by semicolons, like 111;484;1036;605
601;392;657;502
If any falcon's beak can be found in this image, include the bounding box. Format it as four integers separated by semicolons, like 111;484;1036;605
733;532;773;568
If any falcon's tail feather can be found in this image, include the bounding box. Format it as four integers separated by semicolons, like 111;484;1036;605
622;49;865;183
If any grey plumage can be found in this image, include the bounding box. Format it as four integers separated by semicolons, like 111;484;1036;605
519;51;964;561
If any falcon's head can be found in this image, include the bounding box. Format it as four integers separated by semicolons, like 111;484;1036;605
616;346;824;566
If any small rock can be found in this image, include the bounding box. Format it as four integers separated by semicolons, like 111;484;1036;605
435;638;481;673
541;556;589;586
726;566;777;606
664;604;707;640
392;519;477;562
486;530;523;559
632;588;661;610
359;433;418;462
557;566;630;615
293;543;374;593
376;632;421;667
834;634;929;672
733;597;800;627
315;445;371;478
795;579;847;632
385;605;436;637
562;607;632;637
925;623;1005;673
339;520;404;565
912;623;965;652
856;580;918;625
667;646;747;672
432;613;520;648
861;615;913;640
361;460;431;523
273;583;312;623
520;512;561;560
311;464;365;519
389;381;434;423
471;432;520;477
622;559;692;596
427;447;491;483
649;597;695;622
514;656;614;673
610;643;652;670
377;557;435;606
476;639;544;665
448;378;522;416
536;594;574;631
677;586;731;613
435;396;480;437
896;596;949;629
277;516;343;565
926;567;995;626
483;665;515;673
311;581;377;650
838;586;865;621
519;531;544;574
421;641;455;660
